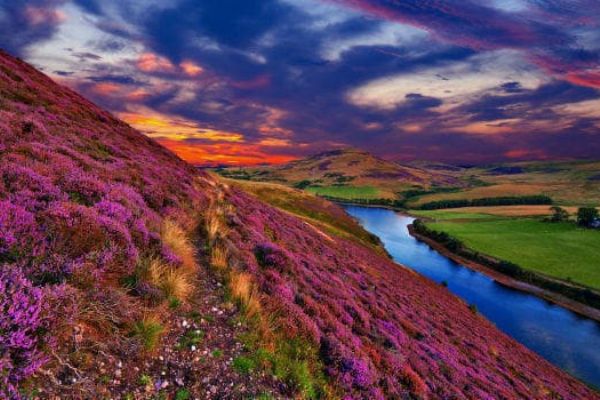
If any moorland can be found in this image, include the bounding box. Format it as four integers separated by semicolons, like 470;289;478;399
1;49;598;399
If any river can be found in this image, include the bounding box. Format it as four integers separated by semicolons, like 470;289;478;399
344;205;600;389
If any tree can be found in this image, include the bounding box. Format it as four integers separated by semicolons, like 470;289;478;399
549;206;569;222
577;207;599;227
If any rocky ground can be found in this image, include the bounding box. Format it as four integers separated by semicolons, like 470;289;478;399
32;265;290;400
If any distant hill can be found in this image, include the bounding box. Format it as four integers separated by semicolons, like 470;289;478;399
218;148;463;200
406;159;600;208
219;152;600;207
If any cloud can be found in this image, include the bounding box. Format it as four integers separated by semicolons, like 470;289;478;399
348;50;547;111
9;0;600;164
136;52;176;73
332;0;600;88
0;0;67;55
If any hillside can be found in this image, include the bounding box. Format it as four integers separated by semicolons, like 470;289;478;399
219;152;600;208
0;50;284;399
406;160;600;207
1;50;598;399
218;148;462;200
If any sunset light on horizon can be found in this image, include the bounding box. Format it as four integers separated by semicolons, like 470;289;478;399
3;0;600;165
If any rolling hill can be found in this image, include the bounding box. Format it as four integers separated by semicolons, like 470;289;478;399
219;150;600;207
406;160;600;207
218;148;462;200
1;49;598;399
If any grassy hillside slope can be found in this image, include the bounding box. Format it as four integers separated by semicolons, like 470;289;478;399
214;185;598;398
222;178;384;253
219;151;600;208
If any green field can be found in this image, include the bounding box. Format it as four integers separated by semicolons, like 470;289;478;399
414;210;600;290
306;185;381;200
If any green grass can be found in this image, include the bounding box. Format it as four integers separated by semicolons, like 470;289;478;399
232;356;255;374
423;212;600;289
412;210;500;221
306;185;381;200
130;318;164;352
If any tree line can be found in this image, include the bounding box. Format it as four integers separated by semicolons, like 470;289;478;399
418;195;552;210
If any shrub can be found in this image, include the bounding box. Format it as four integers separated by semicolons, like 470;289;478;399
548;206;569;223
139;374;152;386
229;272;262;318
176;328;204;350
254;243;290;271
577;207;599;227
294;180;312;189
161;267;193;302
210;244;229;271
419;195;552;210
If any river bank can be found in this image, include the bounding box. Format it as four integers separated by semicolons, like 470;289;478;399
344;205;600;388
408;224;600;323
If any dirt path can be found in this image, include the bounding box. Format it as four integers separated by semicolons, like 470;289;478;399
34;266;290;399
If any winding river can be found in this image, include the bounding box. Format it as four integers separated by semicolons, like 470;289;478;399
344;205;600;389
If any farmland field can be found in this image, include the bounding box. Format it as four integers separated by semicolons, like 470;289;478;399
413;209;600;290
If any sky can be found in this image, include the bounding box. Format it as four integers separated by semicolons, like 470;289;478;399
1;0;600;165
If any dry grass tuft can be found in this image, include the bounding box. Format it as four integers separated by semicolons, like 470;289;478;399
161;218;196;271
140;257;193;302
210;244;229;271
160;268;193;302
230;272;261;319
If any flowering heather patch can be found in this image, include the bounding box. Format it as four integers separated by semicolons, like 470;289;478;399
0;50;212;394
223;187;598;399
0;269;45;398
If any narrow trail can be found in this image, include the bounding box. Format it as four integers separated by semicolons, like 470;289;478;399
37;247;289;399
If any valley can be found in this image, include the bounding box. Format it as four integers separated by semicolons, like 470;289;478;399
2;50;598;399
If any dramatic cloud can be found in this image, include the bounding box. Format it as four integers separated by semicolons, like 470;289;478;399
2;0;599;164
